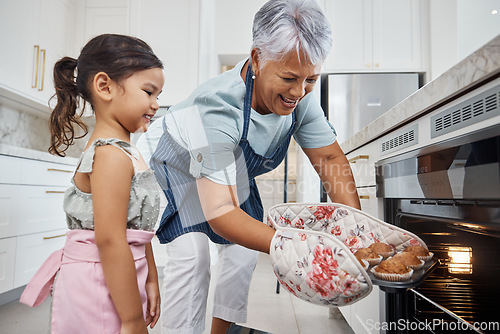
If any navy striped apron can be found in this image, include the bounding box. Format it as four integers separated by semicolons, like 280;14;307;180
151;62;297;244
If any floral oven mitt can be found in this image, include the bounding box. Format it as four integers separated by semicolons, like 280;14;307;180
267;203;426;307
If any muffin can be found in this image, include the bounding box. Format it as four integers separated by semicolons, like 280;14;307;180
403;245;433;262
356;257;369;270
392;252;424;270
371;258;413;281
368;242;394;258
354;248;383;266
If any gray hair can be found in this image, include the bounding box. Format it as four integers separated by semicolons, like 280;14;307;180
252;0;332;68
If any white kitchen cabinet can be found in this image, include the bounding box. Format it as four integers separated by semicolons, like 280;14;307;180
358;186;382;218
130;0;201;106
0;0;39;103
0;238;16;294
346;139;379;188
20;158;74;187
0;185;20;239
0;153;75;296
17;186;68;236
83;6;128;43
341;141;383;333
15;228;67;288
0;0;77;111
324;0;426;72
0;155;22;184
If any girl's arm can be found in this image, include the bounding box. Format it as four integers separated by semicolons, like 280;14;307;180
302;141;361;210
196;177;275;254
144;242;160;328
90;145;147;333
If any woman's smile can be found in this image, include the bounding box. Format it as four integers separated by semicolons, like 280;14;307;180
280;95;299;108
251;49;322;116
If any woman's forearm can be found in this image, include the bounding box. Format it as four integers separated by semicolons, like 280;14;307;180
303;143;361;210
197;177;275;253
208;207;275;253
320;155;361;209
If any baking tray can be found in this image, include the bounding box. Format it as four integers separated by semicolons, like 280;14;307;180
369;257;439;293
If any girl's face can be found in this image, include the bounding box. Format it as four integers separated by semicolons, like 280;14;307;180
113;68;164;134
251;50;322;116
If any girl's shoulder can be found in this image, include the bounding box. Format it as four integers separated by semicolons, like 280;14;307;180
76;138;140;173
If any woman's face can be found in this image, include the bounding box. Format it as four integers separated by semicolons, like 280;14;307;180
252;49;322;116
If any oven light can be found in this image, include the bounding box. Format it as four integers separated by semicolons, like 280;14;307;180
448;246;473;274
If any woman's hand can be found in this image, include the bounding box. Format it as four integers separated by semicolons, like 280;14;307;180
144;278;161;328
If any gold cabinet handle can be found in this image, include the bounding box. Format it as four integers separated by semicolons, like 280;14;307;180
38;49;46;91
43;234;66;240
348;155;369;163
32;45;40;88
47;168;73;173
359;195;370;200
46;190;65;194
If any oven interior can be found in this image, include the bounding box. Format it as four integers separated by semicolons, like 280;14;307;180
392;200;500;333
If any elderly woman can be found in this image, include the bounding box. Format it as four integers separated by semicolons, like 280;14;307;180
137;0;360;333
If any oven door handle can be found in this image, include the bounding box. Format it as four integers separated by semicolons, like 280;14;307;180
448;223;500;239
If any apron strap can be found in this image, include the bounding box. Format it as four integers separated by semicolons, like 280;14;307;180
241;61;254;140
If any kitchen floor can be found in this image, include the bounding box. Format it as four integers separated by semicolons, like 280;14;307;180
0;253;354;334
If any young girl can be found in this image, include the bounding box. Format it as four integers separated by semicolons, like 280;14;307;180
20;34;165;334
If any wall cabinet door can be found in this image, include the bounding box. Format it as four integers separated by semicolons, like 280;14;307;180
325;0;372;71
130;0;201;106
372;0;422;71
0;0;77;111
325;0;424;72
83;6;128;42
0;0;39;100
36;0;78;105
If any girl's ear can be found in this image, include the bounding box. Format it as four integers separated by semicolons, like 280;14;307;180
250;48;261;76
92;72;113;102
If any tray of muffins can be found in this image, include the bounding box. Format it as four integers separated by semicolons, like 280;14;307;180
354;242;437;289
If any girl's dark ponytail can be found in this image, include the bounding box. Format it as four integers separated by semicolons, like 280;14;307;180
49;57;88;157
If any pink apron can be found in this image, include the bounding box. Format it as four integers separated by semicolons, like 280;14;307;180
20;229;155;334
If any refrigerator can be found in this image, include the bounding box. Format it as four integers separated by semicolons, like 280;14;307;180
321;73;421;144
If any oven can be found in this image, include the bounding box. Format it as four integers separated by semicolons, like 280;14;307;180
376;81;500;333
377;127;500;333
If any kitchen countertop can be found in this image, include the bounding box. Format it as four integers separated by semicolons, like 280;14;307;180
340;34;500;154
0;143;78;165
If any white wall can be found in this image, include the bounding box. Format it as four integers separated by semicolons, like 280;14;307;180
429;0;500;80
457;0;500;60
215;0;267;67
429;0;458;80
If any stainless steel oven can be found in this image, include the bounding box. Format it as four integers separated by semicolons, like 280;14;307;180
376;123;500;333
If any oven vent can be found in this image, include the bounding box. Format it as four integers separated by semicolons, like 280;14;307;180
381;124;418;155
431;84;500;138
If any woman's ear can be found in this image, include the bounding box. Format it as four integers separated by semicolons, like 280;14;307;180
92;72;113;102
250;48;261;76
